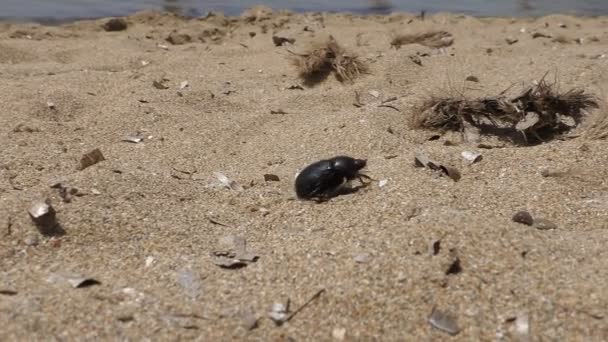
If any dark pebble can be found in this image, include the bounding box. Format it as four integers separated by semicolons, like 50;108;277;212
512;211;534;226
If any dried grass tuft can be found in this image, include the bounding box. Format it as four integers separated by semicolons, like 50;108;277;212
411;76;599;144
290;36;367;85
391;31;454;49
584;99;608;140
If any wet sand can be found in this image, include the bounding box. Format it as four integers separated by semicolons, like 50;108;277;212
1;7;608;340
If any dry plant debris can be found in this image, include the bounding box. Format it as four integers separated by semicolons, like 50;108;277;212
210;235;259;269
414;151;461;181
272;35;295;46
584;99;608;140
391;31;453;49
411;77;598;144
289;36;367;84
268;289;325;326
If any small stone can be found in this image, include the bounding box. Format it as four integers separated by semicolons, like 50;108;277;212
103;18;128;32
534;218;557;230
506;37;518;45
166;32;192;45
512;211;534;226
24;235;39;246
465;75;479;82
332;327;346;340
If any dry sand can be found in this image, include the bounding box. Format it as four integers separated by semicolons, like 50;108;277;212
1;6;608;340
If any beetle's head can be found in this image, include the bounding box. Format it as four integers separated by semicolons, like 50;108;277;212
331;156;367;177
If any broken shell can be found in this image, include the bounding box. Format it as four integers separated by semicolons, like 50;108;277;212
378;179;388;188
269;302;290;325
213;172;244;191
534;218;557;230
461;151;482;164
428;308;461;335
28;200;53;219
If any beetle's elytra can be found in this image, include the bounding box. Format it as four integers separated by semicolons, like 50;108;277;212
295;156;370;201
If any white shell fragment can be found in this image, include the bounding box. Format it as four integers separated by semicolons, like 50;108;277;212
378;179;388;188
213;172;244;191
269;301;290;325
122;134;144;143
461;151;483;164
368;90;380;98
428;308;461;335
28;201;52;219
514;312;530;342
179;81;190;89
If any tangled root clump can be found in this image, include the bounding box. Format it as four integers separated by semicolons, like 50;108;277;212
411;77;599;144
290;36;367;85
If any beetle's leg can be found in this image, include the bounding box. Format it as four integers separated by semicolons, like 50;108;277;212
357;173;374;184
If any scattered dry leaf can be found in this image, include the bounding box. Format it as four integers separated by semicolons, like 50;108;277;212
414;152;461;181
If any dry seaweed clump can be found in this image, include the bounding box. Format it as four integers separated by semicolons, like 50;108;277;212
290;36;367;85
411;78;598;144
584;99;608;140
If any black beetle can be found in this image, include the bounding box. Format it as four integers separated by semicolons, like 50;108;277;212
295;156;371;201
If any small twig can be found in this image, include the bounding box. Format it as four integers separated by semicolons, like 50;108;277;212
381;97;398;104
378;104;401;112
206;215;229;227
285;288;326;322
5;217;12;236
354;91;364;107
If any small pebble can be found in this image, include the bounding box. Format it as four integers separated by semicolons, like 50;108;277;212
512;211;534;226
103;18;128;32
24;235;39;246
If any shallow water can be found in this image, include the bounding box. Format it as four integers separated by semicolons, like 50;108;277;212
2;0;608;22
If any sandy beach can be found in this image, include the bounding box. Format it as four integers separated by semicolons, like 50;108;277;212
1;6;608;340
